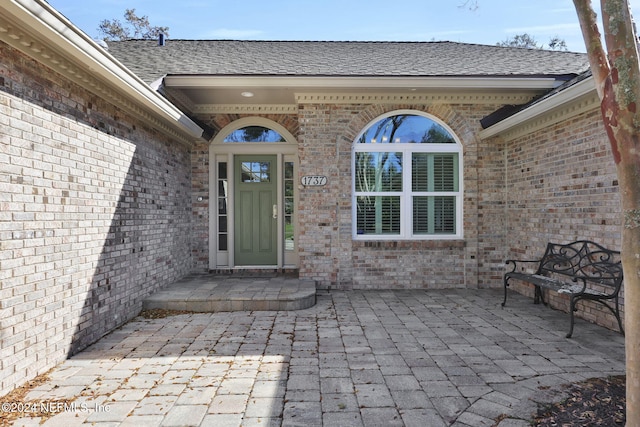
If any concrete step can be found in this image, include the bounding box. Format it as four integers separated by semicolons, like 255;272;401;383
142;273;317;312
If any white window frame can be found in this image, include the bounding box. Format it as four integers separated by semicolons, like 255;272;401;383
352;110;463;240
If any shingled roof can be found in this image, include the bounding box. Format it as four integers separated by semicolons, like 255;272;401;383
106;39;590;85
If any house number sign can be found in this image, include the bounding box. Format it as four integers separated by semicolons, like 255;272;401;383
301;175;327;186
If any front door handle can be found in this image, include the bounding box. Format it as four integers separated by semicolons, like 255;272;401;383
273;204;277;219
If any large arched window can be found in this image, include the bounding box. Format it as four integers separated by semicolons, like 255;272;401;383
352;111;463;239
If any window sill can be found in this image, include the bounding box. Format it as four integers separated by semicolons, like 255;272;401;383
353;240;465;249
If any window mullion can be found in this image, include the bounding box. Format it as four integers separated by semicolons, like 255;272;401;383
353;112;462;239
404;147;411;238
427;154;435;234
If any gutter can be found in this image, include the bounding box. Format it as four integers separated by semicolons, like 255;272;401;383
479;74;597;139
0;0;204;142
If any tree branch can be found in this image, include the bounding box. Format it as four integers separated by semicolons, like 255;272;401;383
601;0;640;110
573;0;611;99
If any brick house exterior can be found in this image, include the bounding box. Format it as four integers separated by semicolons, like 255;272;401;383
0;0;622;396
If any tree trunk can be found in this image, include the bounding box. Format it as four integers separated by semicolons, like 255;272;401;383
573;0;640;424
622;191;640;426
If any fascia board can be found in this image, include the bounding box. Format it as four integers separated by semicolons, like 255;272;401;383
3;0;203;140
164;75;561;91
479;75;597;139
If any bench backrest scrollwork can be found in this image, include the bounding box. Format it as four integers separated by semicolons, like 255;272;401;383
537;240;623;290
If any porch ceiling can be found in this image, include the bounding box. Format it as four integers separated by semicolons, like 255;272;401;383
162;75;564;108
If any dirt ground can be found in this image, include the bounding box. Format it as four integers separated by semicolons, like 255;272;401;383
533;375;625;426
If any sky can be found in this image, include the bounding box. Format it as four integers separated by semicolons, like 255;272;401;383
46;0;640;53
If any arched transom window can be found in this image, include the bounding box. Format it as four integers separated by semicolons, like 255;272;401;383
223;126;286;143
352;112;463;239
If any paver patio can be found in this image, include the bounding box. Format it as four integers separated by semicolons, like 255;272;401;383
5;288;625;426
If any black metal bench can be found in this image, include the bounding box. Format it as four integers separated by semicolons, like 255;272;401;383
502;240;624;338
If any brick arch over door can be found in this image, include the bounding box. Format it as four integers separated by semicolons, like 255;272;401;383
207;116;300;270
206;114;300;141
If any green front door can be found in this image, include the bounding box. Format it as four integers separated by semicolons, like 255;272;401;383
234;155;278;265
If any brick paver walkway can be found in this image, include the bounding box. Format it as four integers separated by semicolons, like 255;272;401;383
8;289;625;426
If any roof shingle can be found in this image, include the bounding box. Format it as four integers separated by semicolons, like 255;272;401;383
106;39;590;84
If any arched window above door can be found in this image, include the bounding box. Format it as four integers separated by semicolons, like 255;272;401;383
209;117;299;270
223;126;286;143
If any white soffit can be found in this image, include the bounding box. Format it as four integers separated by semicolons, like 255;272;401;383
164;75;562;91
165;75;562;111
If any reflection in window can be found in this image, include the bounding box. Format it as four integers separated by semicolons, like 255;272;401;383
355;152;403;192
284;162;295;251
224;126;286;143
354;113;462;238
241;162;271;183
357;115;455;145
217;162;228;250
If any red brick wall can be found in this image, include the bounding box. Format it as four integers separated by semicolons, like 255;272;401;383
192;103;503;289
0;42;194;396
296;103;501;289
189;99;622;331
502;108;623;331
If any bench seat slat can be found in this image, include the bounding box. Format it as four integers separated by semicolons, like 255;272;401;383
506;272;565;289
506;272;608;296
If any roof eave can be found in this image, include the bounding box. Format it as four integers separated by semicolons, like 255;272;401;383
479;75;597;139
0;0;204;143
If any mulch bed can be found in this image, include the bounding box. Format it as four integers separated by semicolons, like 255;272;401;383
533;375;626;426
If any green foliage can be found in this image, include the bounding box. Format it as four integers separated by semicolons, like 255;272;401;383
98;9;169;41
548;36;568;51
497;33;568;51
421;125;452;143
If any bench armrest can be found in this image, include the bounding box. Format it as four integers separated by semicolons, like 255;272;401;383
505;259;540;273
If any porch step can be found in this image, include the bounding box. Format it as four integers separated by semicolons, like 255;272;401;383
142;273;316;312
